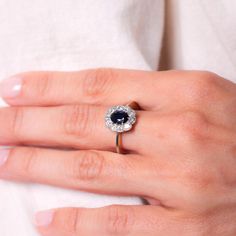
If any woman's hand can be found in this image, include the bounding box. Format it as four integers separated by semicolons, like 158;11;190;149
0;69;236;235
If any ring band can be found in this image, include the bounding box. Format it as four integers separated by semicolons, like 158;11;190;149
105;101;140;154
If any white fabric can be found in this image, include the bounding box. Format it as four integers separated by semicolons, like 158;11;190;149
162;0;236;81
0;0;235;235
0;1;164;235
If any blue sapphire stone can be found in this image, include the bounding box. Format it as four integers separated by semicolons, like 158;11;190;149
111;110;129;125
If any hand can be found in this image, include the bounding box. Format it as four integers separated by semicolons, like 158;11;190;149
0;69;235;236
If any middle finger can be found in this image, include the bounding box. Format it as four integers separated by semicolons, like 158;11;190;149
0;105;153;153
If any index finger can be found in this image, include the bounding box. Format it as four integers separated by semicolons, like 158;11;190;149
0;68;160;109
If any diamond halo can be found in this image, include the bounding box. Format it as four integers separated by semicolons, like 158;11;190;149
105;105;136;132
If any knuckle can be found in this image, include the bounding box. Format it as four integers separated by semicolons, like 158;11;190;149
176;111;208;140
197;71;219;81
11;108;24;140
33;73;53;97
187;165;213;191
193;71;218;89
187;71;219;104
183;162;218;207
82;68;115;103
63;105;94;138
72;151;104;181
232;146;236;159
219;148;236;186
62;208;80;233
11;147;39;175
106;205;134;235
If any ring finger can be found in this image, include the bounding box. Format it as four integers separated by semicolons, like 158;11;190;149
0;147;161;199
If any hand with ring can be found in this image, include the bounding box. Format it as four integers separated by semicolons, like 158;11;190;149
0;69;236;235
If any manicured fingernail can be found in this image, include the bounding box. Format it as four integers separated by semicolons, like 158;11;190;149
0;76;22;98
0;149;9;166
34;210;54;227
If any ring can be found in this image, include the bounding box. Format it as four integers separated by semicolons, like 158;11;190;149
105;101;140;154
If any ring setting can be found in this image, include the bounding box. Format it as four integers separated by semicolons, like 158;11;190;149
105;105;136;133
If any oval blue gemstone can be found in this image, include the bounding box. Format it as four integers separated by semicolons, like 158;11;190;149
111;111;129;125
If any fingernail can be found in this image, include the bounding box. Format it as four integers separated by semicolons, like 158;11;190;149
0;149;9;166
34;210;54;227
0;76;22;98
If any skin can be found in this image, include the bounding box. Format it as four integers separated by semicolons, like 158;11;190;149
0;68;236;235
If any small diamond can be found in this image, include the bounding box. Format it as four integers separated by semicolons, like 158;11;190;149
124;123;132;131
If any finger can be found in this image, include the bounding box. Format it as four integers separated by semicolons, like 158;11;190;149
0;147;155;197
0;68;161;110
34;206;196;236
0;105;235;155
1;69;235;128
1;146;229;209
0;105;153;153
1;69;232;110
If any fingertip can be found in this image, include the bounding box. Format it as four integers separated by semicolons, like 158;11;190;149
0;76;23;99
0;147;10;167
34;210;55;227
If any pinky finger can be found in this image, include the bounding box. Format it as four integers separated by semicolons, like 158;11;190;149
34;205;194;236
